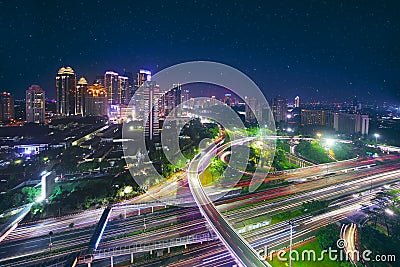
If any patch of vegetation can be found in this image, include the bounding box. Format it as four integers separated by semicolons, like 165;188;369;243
296;140;333;164
0;186;40;214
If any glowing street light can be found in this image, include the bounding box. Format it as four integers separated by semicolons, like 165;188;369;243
385;208;394;216
374;133;380;143
325;138;335;147
316;133;322;138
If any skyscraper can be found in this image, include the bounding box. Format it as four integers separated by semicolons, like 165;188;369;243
104;71;120;105
85;84;108;116
56;66;77;116
301;109;334;128
136;69;152;90
133;79;161;140
181;89;190;104
333;113;369;135
76;77;88;115
123;71;135;104
0;92;14;122
161;83;182;117
272;96;287;124
294;96;300;108
245;96;263;124
26;85;45;123
119;76;129;105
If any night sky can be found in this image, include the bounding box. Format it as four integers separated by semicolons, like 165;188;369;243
1;1;399;102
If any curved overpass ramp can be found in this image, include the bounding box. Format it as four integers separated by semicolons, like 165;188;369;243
187;138;271;267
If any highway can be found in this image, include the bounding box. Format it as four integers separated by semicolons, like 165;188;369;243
187;136;270;267
0;136;399;266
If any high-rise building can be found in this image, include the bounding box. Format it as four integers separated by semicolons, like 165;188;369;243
76;77;88;115
133;79;161;140
123;71;135;103
119;76;129;105
85;84;108;117
294;96;300;108
245;96;263;124
181;89;190;109
333;113;369;135
26;85;45;123
272;96;287;123
56;66;77;116
0;92;14;122
301;109;334;127
104;71;120;105
161;83;182;117
136;69;152;89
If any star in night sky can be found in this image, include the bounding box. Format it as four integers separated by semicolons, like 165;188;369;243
0;0;399;102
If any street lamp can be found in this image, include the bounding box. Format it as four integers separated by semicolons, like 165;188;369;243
374;133;380;144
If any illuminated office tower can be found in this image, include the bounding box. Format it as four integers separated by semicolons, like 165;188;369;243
26;85;45;123
56;66;76;116
132;69;152;120
142;80;160;140
104;71;120;105
84;84;108;116
136;69;152;89
76;77;88;115
294;96;300;108
301;109;334;127
0;91;15;122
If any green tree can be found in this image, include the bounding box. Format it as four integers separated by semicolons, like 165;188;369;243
21;187;41;202
316;224;340;250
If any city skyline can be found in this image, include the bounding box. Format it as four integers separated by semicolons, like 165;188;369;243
1;1;399;102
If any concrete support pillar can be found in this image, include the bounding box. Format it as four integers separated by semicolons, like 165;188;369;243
124;209;127;219
87;263;91;267
110;256;114;267
138;209;140;215
168;247;170;253
151;206;154;213
150;250;152;255
184;244;187;249
131;253;134;263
